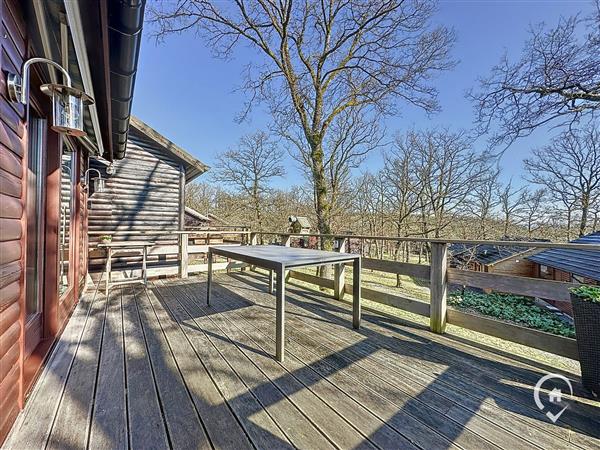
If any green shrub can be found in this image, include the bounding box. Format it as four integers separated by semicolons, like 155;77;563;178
448;290;575;338
570;285;600;304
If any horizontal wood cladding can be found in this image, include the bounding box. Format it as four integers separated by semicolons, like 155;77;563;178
88;136;183;270
0;0;27;443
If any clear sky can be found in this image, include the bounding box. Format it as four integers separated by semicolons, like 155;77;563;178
132;0;593;188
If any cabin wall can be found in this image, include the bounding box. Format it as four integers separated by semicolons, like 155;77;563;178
0;1;90;442
88;128;184;271
0;0;27;440
488;257;537;278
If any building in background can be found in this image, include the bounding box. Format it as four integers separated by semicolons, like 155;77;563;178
527;231;600;285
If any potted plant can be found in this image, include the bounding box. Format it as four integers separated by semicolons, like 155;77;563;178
570;285;600;397
99;234;112;245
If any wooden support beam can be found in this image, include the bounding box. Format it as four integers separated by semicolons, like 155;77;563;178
430;242;448;334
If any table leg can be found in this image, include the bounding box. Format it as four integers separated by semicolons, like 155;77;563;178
353;258;361;329
275;265;285;362
142;246;148;288
207;250;213;306
269;270;274;294
105;248;112;297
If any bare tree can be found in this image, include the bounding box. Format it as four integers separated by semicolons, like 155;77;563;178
213;132;285;232
471;167;501;238
498;179;525;237
470;1;600;147
520;188;547;238
150;0;455;248
185;181;219;217
524;124;600;237
410;129;490;237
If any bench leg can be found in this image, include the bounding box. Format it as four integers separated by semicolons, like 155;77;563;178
105;248;112;297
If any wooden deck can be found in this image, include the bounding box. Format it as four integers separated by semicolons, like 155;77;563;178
5;272;600;450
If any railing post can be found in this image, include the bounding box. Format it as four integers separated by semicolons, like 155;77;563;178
334;237;347;300
282;234;291;247
179;233;189;279
430;242;448;333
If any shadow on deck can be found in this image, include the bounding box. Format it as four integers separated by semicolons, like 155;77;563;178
5;272;600;449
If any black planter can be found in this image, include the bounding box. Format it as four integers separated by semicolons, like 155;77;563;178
571;293;600;397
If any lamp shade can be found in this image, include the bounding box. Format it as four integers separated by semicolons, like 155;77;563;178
93;178;106;194
40;84;94;137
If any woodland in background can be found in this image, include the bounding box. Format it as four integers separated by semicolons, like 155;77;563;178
186;126;600;243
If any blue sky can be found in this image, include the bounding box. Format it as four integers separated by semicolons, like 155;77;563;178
133;0;593;188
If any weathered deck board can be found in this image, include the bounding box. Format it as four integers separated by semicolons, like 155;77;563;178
88;288;128;449
46;288;108;450
124;287;169;449
5;272;600;450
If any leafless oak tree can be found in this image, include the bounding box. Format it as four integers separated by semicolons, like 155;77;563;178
150;0;455;247
213;131;285;231
498;179;525;237
470;1;600;147
524;124;600;237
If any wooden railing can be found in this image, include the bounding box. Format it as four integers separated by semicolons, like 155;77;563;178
89;229;600;361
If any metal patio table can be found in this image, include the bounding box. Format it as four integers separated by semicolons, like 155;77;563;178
206;245;361;362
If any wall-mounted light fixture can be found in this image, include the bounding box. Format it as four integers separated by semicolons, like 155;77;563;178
82;168;106;195
106;162;116;175
7;57;94;136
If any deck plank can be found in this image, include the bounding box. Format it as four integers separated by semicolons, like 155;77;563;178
88;288;128;450
150;281;293;450
176;280;417;450
153;281;336;450
4;290;96;449
183;279;504;450
135;286;211;450
166;280;380;450
124;287;169;450
195;273;593;450
145;283;254;450
274;278;600;448
46;288;109;450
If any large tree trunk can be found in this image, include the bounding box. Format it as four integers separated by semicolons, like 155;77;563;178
580;193;590;237
311;141;334;280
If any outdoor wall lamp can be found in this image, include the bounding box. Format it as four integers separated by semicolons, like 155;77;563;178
106;162;116;175
82;168;106;195
6;57;94;136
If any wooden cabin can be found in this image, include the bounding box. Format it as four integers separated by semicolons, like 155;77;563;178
449;243;537;277
87;116;207;274
527;231;600;286
0;0;144;441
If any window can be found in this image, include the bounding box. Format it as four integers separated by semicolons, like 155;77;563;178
59;144;75;295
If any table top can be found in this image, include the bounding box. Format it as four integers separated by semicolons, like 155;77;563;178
209;245;359;269
98;241;155;248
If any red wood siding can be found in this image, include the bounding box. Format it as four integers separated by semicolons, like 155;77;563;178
0;0;26;441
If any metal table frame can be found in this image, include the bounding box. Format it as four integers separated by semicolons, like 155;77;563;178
98;241;155;296
207;245;361;362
